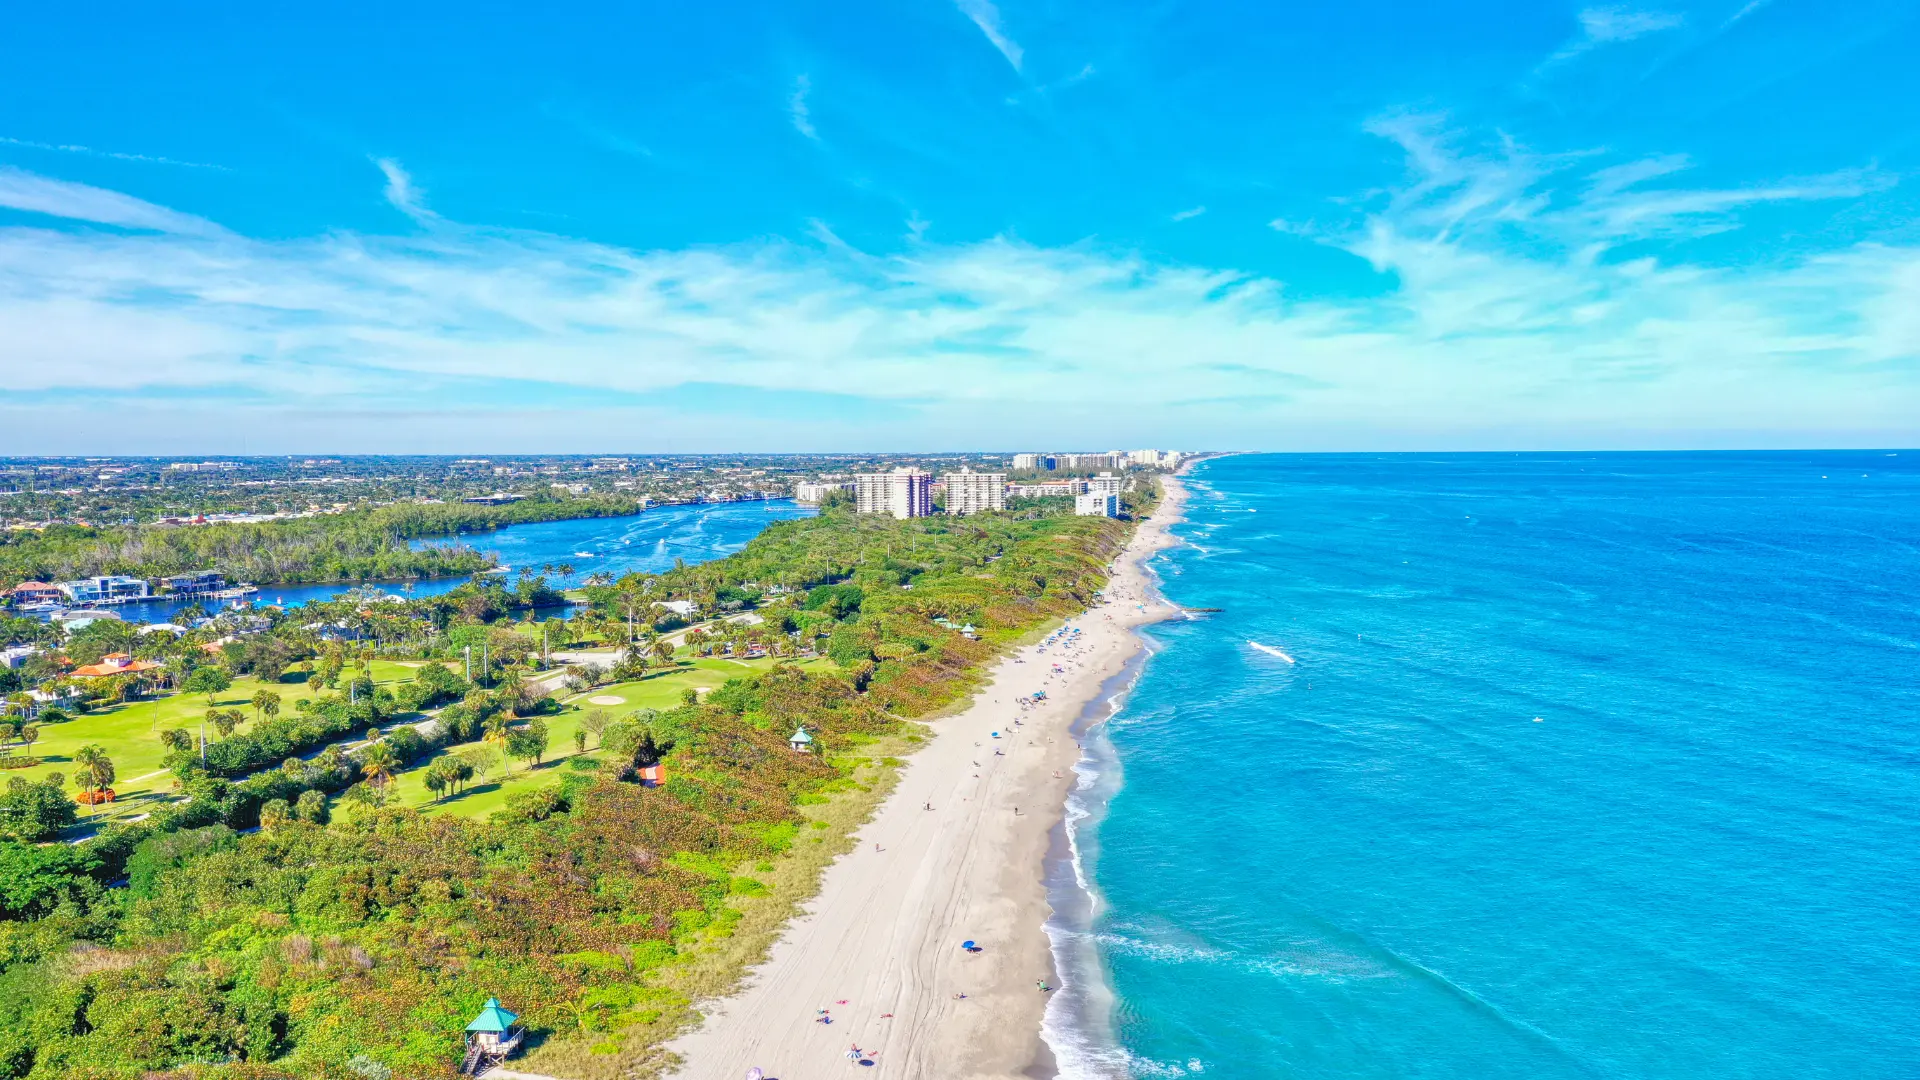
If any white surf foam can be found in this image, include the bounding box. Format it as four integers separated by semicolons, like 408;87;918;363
1247;640;1296;663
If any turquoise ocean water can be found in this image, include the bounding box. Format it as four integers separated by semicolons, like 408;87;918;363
1046;452;1920;1079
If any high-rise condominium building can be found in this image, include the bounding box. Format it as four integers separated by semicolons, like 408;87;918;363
943;468;1007;515
1075;492;1119;517
855;468;934;518
1088;472;1125;497
1012;453;1039;470
794;480;853;504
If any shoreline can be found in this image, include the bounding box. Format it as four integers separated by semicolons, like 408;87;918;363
666;475;1189;1079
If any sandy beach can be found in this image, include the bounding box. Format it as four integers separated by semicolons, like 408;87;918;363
667;475;1189;1080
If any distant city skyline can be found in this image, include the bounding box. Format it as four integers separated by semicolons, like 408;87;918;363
3;1;1917;453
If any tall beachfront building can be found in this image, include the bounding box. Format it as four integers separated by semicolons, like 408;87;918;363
943;468;1007;516
855;468;934;519
1012;453;1039;470
1075;492;1119;517
1089;472;1125;498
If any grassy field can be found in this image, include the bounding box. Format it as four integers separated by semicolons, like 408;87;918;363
380;656;833;821
14;654;835;832
11;662;421;831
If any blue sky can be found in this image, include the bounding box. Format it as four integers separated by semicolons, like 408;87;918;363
2;0;1917;453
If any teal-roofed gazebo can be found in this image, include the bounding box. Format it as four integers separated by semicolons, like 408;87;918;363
461;998;524;1075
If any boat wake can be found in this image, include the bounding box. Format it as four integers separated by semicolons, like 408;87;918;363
1247;640;1295;663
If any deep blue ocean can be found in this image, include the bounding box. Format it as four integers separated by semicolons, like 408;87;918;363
1049;452;1920;1080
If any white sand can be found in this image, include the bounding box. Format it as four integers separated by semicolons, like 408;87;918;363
668;477;1188;1080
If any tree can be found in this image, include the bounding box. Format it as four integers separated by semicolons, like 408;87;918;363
572;728;587;755
457;746;498;784
73;745;115;800
505;719;549;771
184;666;232;707
680;687;700;707
482;712;512;746
17;723;40;760
357;742;398;790
258;798;292;830
210;709;240;740
159;728;194;753
294;788;329;824
0;774;77;842
580;709;610;747
0;840;100;918
652;639;677;666
251;689;281;722
423;765;451;802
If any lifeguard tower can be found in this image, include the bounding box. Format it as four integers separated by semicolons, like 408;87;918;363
461;997;524;1075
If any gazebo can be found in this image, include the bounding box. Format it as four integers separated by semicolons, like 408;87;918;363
461;998;524;1075
789;727;813;753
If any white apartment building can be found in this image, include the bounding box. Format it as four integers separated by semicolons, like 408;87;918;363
855;468;934;518
1088;472;1125;497
1007;480;1086;498
943;468;1007;515
794;480;854;504
1012;453;1039;470
1075;492;1120;517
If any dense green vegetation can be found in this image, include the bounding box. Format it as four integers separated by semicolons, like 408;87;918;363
0;503;1129;1079
0;495;644;589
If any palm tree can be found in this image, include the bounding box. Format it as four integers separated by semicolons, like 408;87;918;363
652;639;677;666
357;741;399;790
18;724;40;760
482;713;512;746
73;744;114;803
251;689;281;722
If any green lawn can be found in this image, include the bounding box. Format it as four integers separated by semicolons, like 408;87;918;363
11;672;312;828
15;654;833;830
380;656;833;820
12;662;426;830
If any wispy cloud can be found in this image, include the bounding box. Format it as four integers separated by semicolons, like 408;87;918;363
373;157;438;223
789;75;819;141
1172;206;1207;222
0;141;1914;451
954;0;1024;72
1721;0;1772;29
1543;6;1685;68
0;135;227;170
0;167;227;236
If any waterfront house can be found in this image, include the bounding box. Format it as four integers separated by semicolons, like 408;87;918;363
159;570;225;595
4;582;63;607
52;609;123;632
55;576;151;605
